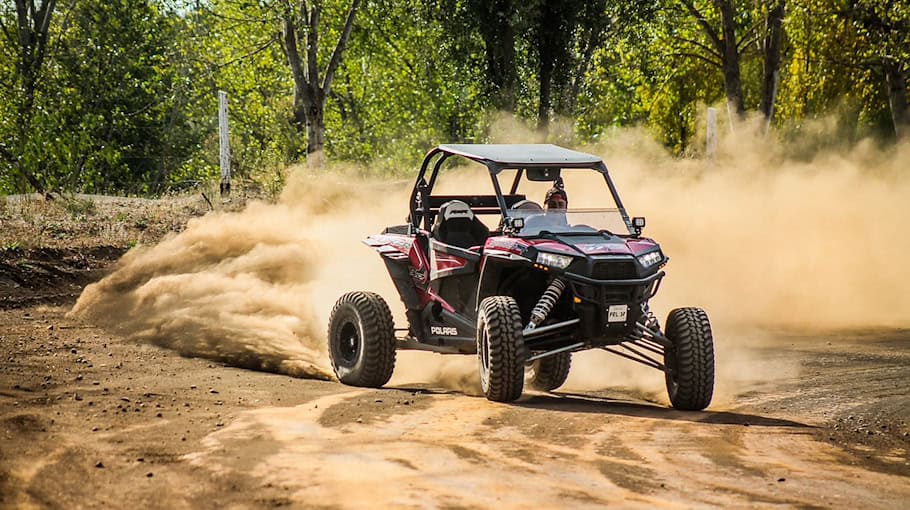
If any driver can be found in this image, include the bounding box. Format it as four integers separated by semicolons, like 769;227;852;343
544;186;568;210
519;179;570;233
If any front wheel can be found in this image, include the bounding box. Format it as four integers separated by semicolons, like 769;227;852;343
477;296;526;402
327;291;396;387
663;307;715;410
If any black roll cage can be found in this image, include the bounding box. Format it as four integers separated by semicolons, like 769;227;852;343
408;145;633;233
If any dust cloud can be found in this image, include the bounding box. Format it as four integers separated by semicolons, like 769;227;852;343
71;118;908;401
601;131;910;331
69;169;409;379
487;114;910;330
615;132;909;405
490;116;910;403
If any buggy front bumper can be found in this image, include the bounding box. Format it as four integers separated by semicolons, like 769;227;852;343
564;270;665;342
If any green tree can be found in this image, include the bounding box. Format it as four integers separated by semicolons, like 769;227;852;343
179;0;301;182
54;0;190;193
579;2;716;151
325;0;485;164
468;0;519;112
673;0;756;120
843;0;910;138
0;0;58;193
278;0;361;156
190;0;362;162
0;0;210;194
759;0;785;124
775;0;906;140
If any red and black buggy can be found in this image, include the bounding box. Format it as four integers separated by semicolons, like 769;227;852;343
328;144;715;409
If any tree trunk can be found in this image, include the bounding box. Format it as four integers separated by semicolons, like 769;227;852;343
716;0;745;119
473;0;517;111
538;56;552;131
7;0;57;193
305;94;326;155
280;0;359;159
306;117;324;156
534;0;580;131
563;13;604;118
536;0;556;132
760;0;785;124
884;60;910;140
680;0;745;121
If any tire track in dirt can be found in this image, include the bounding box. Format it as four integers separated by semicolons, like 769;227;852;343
4;305;908;508
184;389;910;509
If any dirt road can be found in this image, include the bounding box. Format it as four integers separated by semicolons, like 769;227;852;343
4;135;910;508
2;297;908;509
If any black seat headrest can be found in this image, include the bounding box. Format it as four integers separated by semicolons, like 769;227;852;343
434;200;489;250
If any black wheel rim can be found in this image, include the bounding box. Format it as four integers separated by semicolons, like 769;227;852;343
337;321;360;365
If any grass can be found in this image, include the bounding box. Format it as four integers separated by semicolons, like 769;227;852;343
0;177;279;251
61;195;97;217
0;193;211;250
1;241;22;252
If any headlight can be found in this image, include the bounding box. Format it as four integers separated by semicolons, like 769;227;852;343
536;252;573;269
636;250;663;268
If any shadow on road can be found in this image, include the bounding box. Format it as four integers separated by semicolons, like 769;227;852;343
390;384;810;428
518;391;812;428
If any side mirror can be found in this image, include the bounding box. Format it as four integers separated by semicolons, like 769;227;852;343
632;217;646;236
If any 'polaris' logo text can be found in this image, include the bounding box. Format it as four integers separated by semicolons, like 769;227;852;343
430;326;458;336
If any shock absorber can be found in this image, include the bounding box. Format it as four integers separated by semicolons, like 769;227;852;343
528;278;567;329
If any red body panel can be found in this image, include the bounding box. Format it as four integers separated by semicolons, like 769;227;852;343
365;232;661;316
433;251;468;272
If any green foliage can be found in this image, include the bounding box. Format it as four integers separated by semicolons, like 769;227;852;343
325;0;485;168
170;0;337;182
579;2;720;151
57;0;187;192
775;0;908;141
582;0;906;150
1;0;907;197
0;0;203;194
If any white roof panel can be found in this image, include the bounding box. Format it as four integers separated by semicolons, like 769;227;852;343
437;144;602;166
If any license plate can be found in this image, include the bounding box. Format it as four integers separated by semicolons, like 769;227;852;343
607;305;628;323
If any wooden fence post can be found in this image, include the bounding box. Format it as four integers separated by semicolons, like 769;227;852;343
218;90;231;198
706;107;718;160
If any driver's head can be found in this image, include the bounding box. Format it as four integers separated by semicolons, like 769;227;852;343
544;187;568;210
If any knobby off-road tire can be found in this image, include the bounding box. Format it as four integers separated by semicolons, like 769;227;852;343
327;291;396;388
477;296;527;402
663;307;715;410
526;352;572;391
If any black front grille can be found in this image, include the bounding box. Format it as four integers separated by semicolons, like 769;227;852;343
572;281;649;304
591;261;638;280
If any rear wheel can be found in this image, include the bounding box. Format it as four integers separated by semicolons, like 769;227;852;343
526;352;571;391
477;296;526;402
663;307;714;410
327;292;396;387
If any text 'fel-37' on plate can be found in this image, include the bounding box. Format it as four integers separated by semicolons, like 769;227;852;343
608;304;628;323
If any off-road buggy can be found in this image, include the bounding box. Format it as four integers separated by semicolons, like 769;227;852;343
327;144;715;409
